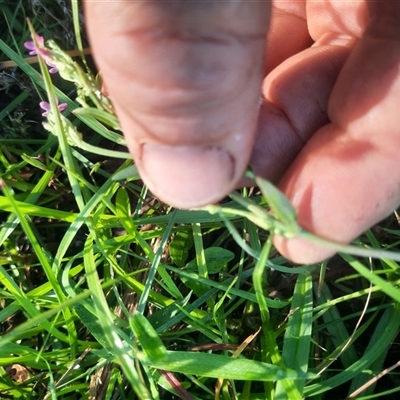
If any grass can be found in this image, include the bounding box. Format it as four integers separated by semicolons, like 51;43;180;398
1;1;400;399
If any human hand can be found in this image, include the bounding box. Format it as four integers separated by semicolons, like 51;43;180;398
84;0;400;264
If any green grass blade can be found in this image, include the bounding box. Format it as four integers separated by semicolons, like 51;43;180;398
304;302;400;397
275;271;313;398
317;284;359;368
83;234;153;399
191;222;210;299
0;179;77;354
0;149;62;246
130;312;168;361
253;239;302;399
341;253;400;303
143;351;312;382
0;91;29;121
0;265;68;344
137;210;177;314
131;313;312;382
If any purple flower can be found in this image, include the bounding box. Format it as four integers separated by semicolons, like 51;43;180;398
24;35;58;74
45;60;58;74
40;98;67;117
24;34;45;56
37;48;58;74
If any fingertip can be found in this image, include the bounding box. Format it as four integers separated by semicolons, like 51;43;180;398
138;143;238;209
85;1;269;208
273;235;336;265
273;123;400;265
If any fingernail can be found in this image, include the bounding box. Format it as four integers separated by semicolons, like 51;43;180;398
139;143;236;208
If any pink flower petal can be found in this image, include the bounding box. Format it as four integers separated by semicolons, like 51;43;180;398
39;101;51;111
39;99;67;117
24;41;35;50
48;66;59;74
24;42;37;56
58;103;67;112
24;34;45;56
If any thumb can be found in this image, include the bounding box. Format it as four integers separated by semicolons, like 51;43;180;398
84;1;269;208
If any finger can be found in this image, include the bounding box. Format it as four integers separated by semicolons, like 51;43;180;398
264;0;312;74
234;0;313;188
274;2;400;263
250;38;353;183
84;0;269;208
251;0;366;183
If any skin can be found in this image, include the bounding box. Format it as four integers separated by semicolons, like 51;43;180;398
84;0;400;264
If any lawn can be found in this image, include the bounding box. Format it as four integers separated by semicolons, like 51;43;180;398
0;1;400;399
